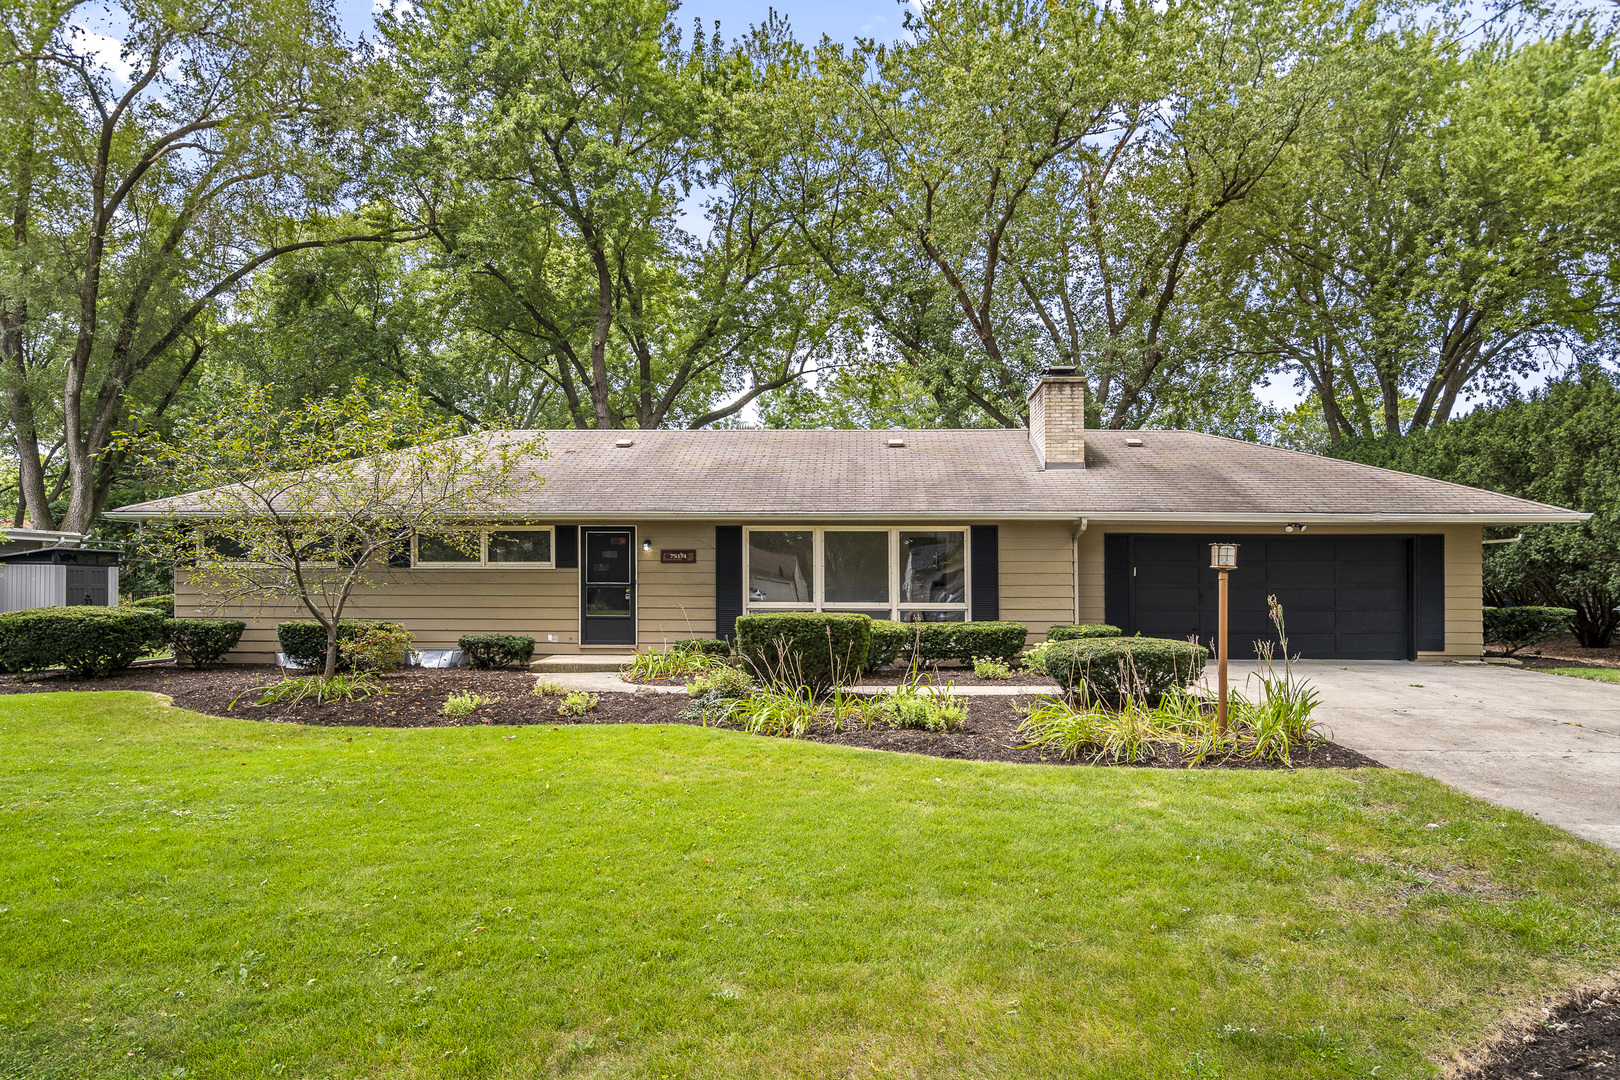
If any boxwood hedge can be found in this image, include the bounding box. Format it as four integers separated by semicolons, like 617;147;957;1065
735;612;873;690
912;620;1028;664
0;606;165;677
1045;623;1122;642
458;633;537;669
671;637;731;658
128;594;176;618
163;618;247;668
1483;606;1576;656
1043;636;1209;708
866;620;911;667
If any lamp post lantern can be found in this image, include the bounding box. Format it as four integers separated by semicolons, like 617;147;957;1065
1209;543;1239;734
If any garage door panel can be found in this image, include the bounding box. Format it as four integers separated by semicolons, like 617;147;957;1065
1123;534;1412;660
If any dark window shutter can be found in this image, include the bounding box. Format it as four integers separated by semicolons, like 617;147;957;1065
1104;534;1131;631
556;526;578;569
715;526;743;640
970;525;999;622
1415;534;1445;652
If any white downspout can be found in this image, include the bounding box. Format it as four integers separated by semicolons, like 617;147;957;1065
1072;517;1088;625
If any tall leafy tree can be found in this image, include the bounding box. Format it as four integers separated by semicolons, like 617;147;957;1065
0;0;400;533
794;0;1357;429
374;0;838;430
1225;26;1620;442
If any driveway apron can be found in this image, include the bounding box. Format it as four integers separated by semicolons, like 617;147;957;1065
1210;661;1620;850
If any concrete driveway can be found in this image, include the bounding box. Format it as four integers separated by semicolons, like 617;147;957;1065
1213;661;1620;849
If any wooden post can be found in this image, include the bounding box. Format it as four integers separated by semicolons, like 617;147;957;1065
1216;567;1230;735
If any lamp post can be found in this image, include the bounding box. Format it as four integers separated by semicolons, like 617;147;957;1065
1209;543;1239;734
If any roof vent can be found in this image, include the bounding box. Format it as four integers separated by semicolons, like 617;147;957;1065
1125;437;1144;447
614;438;634;448
885;437;906;448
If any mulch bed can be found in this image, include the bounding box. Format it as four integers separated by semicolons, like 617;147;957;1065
1492;633;1620;670
0;663;1378;770
1462;992;1619;1078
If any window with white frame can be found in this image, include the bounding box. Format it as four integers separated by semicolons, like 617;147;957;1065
744;527;969;622
413;527;555;568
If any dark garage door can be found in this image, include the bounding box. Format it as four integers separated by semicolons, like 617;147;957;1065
1110;534;1426;661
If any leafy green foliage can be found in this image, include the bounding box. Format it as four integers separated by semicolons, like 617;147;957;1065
971;656;1013;680
532;679;567;696
907;621;1028;665
339;623;415;673
162;619;247;669
1046;623;1122;642
277;620;394;669
1483;607;1576;656
865;688;968;732
729;685;820;738
557;692;600;717
735;613;873;692
686;666;755;701
1330;369;1620;645
1043;637;1210;709
0;607;165;677
458;634;537;670
442;692;491;718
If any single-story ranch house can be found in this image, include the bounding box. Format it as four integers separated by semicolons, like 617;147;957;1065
107;371;1586;664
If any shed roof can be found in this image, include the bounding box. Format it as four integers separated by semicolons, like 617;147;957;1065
104;427;1585;524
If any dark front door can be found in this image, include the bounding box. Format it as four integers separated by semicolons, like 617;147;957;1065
1122;534;1413;660
581;528;635;645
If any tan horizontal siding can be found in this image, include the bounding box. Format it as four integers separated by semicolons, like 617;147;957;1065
997;520;1074;639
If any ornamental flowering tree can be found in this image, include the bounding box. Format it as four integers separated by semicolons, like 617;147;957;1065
127;381;545;677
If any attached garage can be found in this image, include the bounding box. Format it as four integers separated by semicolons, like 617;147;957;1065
1103;533;1447;661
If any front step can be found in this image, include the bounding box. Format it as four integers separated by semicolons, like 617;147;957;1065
530;653;637;674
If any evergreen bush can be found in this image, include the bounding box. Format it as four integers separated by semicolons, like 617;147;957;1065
457;633;537;669
1043;637;1209;709
735;612;872;691
162;618;247;668
0;606;166;677
911;620;1027;664
1483;606;1576;656
276;620;394;669
1046;623;1122;642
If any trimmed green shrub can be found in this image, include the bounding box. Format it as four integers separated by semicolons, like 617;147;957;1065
276;620;394;669
127;593;176;618
458;633;537;670
672;637;731;658
163;618;246;669
1483;606;1576;656
342;623;415;672
1046;623;1122;642
912;621;1028;664
0;606;166;677
735;612;873;691
867;620;910;667
1043;637;1209;709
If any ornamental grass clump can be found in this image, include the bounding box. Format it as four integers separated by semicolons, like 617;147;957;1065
623;647;720;681
234;672;391;710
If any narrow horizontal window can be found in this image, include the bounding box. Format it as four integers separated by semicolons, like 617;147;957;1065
488;529;552;564
413;527;555;568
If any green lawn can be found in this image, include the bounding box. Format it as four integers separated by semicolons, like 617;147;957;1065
2;694;1618;1080
1549;666;1620;684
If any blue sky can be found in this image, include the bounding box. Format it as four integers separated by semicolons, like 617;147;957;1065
334;0;916;47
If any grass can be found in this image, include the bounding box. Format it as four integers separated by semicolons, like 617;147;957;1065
1;694;1618;1080
1548;666;1620;684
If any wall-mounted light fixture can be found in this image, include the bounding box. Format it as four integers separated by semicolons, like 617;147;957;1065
642;539;652;553
1284;522;1307;534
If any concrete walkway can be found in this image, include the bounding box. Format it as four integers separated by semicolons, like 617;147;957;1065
532;670;1059;697
1211;661;1620;850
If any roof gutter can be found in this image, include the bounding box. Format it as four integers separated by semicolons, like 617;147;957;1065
103;509;1591;525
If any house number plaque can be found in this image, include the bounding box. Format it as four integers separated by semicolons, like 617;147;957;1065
660;549;697;563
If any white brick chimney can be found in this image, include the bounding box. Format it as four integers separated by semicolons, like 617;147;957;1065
1027;366;1087;469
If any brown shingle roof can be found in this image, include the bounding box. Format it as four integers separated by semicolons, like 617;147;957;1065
105;428;1584;523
